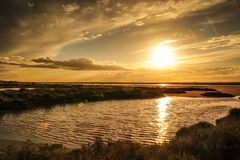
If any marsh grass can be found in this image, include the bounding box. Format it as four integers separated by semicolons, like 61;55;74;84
0;87;165;111
0;81;219;111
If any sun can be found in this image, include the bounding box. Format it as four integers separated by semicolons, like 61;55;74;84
149;44;176;68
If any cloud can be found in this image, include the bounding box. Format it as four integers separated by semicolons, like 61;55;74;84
27;2;34;7
91;64;240;82
98;0;110;6
204;66;240;75
62;3;80;14
0;56;26;64
1;57;239;82
177;33;240;51
199;34;240;50
0;0;230;59
31;57;126;70
0;56;126;71
0;0;239;83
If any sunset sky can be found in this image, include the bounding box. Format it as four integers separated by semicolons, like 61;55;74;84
0;0;239;82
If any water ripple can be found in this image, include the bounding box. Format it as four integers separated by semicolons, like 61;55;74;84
0;97;240;148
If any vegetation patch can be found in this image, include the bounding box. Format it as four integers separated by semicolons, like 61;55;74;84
201;91;234;97
0;81;221;112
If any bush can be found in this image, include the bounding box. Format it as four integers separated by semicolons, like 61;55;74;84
229;108;240;118
176;122;213;138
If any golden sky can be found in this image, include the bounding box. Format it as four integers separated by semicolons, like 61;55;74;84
0;0;240;82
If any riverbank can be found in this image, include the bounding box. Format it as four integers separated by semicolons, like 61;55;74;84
0;81;227;111
0;87;166;111
0;108;239;160
0;81;239;111
0;139;27;150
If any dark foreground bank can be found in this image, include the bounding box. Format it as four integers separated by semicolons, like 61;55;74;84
1;108;240;160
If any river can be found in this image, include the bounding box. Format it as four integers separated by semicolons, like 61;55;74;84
0;96;240;148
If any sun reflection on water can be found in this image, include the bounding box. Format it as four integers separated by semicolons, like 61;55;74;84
156;97;172;143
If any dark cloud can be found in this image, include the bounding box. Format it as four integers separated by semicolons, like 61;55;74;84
31;57;126;70
0;56;126;70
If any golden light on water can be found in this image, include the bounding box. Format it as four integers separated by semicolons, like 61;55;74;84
158;83;169;87
157;97;171;122
156;97;172;143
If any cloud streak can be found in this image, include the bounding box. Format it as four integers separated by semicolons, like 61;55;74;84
0;56;126;71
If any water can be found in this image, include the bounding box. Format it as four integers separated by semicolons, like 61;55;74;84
0;97;240;148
